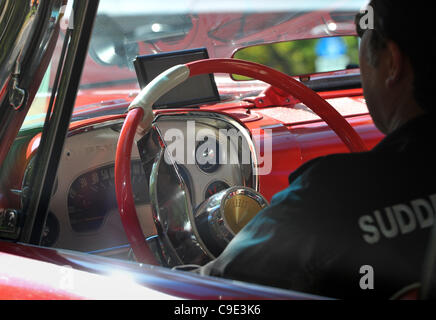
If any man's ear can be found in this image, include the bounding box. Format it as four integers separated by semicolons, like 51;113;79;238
385;41;405;88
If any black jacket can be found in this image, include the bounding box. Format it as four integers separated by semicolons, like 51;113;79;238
200;114;436;299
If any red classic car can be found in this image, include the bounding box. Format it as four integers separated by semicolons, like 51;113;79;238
1;0;422;301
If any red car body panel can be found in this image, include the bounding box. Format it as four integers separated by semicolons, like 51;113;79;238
0;242;324;300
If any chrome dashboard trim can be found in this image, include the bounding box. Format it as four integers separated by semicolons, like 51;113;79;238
67;118;126;137
138;111;258;266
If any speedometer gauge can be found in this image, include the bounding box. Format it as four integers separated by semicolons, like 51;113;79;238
68;161;147;232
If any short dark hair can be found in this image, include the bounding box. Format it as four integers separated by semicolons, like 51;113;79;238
367;0;435;112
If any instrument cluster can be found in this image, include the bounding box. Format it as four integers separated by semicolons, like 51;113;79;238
154;114;254;210
24;113;255;258
67;161;147;233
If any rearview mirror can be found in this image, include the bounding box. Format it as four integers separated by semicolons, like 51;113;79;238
232;36;359;80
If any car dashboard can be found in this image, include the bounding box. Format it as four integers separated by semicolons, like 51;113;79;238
29;111;257;260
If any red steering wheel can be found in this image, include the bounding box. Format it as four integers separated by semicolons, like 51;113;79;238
115;58;367;265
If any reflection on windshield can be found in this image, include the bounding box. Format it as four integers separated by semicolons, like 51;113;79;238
88;14;194;69
21;0;369;126
208;12;305;42
75;0;367;110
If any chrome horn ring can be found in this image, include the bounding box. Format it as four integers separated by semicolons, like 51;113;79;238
194;186;269;258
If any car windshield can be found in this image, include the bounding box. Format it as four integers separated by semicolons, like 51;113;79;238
22;0;368;128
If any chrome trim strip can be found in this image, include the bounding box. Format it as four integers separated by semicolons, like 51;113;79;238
139;111;259;266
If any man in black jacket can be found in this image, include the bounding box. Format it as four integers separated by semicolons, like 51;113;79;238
200;0;436;298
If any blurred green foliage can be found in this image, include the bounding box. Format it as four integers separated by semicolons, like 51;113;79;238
233;36;359;80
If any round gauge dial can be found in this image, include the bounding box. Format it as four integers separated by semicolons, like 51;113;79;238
204;180;230;200
68;161;147;232
195;138;220;174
